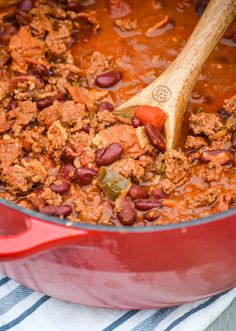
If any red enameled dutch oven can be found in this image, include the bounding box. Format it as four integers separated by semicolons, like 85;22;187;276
0;197;236;309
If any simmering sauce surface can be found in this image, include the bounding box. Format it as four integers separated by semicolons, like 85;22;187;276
0;0;235;226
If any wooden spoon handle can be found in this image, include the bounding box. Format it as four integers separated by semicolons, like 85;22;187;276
119;0;236;149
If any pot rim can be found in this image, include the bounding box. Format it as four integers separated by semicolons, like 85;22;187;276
1;197;235;233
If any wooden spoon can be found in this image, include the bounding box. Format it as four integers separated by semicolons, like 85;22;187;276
117;0;236;150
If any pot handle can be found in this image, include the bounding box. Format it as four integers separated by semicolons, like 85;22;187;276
0;217;89;261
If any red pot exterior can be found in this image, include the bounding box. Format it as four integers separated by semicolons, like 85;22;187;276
0;202;236;309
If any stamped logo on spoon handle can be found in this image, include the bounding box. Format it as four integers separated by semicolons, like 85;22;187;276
152;86;172;103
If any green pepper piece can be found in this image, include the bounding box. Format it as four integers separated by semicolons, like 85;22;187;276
97;167;131;201
113;106;137;124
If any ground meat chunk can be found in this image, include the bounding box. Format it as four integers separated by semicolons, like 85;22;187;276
27;189;45;210
21;159;47;183
185;135;208;150
0;139;21;166
77;11;100;32
1;165;31;193
20;126;45;153
0;112;14;133
0;48;10;67
60;101;85;127
72;187;103;223
37;101;61;128
1;159;47;194
223;94;236;114
9;27;45;72
29;14;53;38
9;101;37;135
46;120;68;161
217;191;236;212
225;115;236;132
93;124;143;158
189;112;223;136
187;188;218;208
197;161;223;183
110;158;145;180
160;150;190;194
41;187;62;206
45;25;71;57
78;146;96;167
0;81;9;102
51;63;81;92
96;110;117;127
9;74;44;93
109;0;132;19
114;18;138;31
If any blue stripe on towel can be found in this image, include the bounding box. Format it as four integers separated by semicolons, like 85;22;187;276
0;285;34;315
0;277;10;287
0;295;50;331
163;290;230;331
102;310;140;331
132;307;178;331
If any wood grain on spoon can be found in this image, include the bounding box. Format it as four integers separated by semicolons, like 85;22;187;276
117;0;236;150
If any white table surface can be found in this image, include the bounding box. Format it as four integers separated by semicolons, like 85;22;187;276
206;298;236;331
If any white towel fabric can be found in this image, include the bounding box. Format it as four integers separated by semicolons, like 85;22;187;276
0;274;235;331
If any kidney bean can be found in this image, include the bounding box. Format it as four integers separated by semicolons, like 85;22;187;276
74;167;98;186
132;117;143;128
9;101;17;110
0;25;18;44
95;71;122;88
61;145;77;163
217;107;229;120
231;131;236;148
135;199;162;211
10;74;43;89
16;11;32;25
128;184;148;200
97;101;114;113
200;150;232;165
40;205;72;217
55;91;65;101
145;124;166;152
50;180;71;195
151;188;167;200
118;197;136;226
57;164;75;181
0;24;17;36
19;0;33;12
37;98;53;110
96;143;123;166
67;1;81;13
82;125;90;134
30;64;49;78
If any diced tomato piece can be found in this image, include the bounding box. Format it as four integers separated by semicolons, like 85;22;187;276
135;105;167;131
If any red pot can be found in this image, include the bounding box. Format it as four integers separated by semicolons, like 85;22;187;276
0;198;236;309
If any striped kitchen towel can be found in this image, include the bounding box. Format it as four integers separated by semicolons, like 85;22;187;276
0;274;235;331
